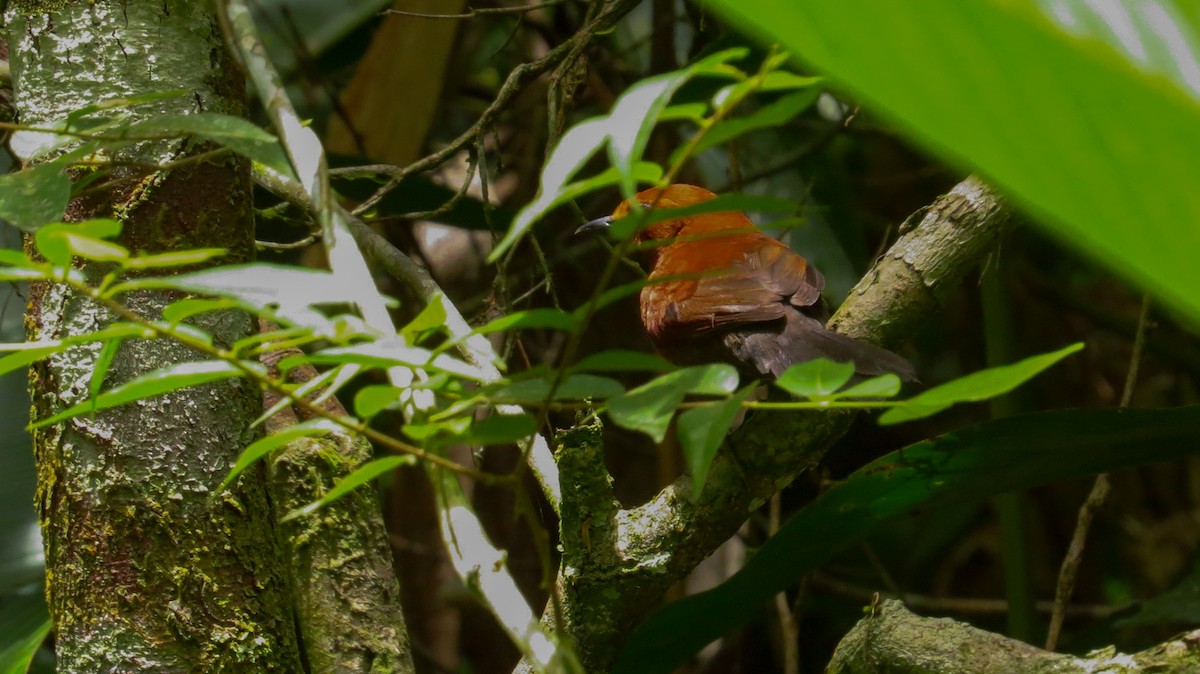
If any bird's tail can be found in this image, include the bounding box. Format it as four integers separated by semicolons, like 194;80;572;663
727;312;917;382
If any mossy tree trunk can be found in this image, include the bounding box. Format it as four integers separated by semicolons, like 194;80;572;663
6;1;303;671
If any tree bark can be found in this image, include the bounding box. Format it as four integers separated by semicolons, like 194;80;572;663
827;600;1200;674
7;1;302;671
260;324;416;674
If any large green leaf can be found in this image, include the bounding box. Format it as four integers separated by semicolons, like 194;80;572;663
0;589;50;674
879;342;1083;424
606;364;739;443
701;0;1200;326
613;405;1200;674
0;163;70;232
126;113;292;174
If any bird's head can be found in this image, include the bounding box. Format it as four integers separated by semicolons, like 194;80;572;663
576;184;749;256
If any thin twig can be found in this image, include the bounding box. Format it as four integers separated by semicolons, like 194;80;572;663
383;0;570;20
399;149;480;222
770;495;801;674
1045;294;1150;651
811;572;1125;620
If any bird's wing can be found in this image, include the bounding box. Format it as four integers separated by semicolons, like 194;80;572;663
643;240;825;341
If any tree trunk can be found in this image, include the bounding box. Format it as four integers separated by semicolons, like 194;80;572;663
6;1;302;671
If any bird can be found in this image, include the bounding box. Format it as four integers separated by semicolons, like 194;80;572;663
577;184;916;383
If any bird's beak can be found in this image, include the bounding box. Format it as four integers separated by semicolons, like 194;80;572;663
575;215;613;235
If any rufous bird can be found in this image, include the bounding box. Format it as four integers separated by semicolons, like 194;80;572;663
578;184;916;382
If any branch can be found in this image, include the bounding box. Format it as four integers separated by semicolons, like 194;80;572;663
352;0;642;215
547;176;1018;671
827;600;1200;674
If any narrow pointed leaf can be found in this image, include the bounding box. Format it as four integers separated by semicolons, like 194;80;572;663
294;340;485;381
474;308;579;335
0;345;71;377
679;385;756;498
126;112;292;174
122;248;226;270
834;373;902;399
879;342;1083;425
31;360;254;429
281;455;417;522
220;419;344;491
88;337;123;401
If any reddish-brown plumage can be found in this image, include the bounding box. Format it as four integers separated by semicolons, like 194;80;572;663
585;184;916;382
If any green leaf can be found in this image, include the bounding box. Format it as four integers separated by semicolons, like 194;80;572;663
281;455;416;522
88;337;123;401
0;163;70;232
774;358;855;399
125;113;292;174
0;249;38;269
0;590;51;674
162;298;238;324
606;364;739;443
608;48;748;197
492;162;663;262
0;344;72;377
757;71;822;92
400;294;448;340
354;385;402;419
834;373;902;399
34;220;124;267
879;342;1083;425
64;90;189;127
578;279;649;316
60;232;130;262
31;360;254;429
122;248;226;270
0;268;49;282
455;414;538;447
679;385;756;498
489;117;609;262
488;374;624;404
401;414;537;449
489;48;748;263
573;350;674;373
112;264;343;330
473;308;579;335
615;405;1200;674
671;89;821;166
220;419;343;491
403;418;471;443
295;339;485;381
700;0;1200;327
